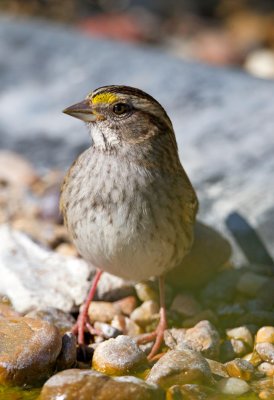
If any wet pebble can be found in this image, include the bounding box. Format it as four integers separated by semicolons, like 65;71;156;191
40;369;165;400
256;326;274;344
130;300;159;327
225;358;255;381
256;343;274;364
93;321;122;339
92;335;147;375
147;348;212;389
25;306;75;335
258;362;274;377
56;332;77;370
206;358;229;378
226;326;254;349
217;377;250;395
0;316;62;385
165;320;220;359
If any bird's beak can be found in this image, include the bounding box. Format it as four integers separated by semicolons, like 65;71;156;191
63;99;97;122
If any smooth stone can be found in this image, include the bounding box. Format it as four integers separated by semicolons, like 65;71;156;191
135;282;159;303
92;335;147;375
225;358;255;381
243;351;262;367
226;326;254;349
96;273;135;302
256;343;274;364
88;301;122;323
40;369;165;400
258;362;274;377
114;296;137;316
130;300;159;327
0;316;62;385
165;320;220;360
206;359;229;378
256;327;274;344
0;151;37;188
218;377;250;395
111;315;143;336
170;293;201;318
166;222;231;289
237;272;269;297
25;307;75;335
56;332;77;370
147;348;212;389
93;321;122;339
0;303;20;318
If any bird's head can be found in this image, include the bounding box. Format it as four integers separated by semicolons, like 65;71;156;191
63;85;177;152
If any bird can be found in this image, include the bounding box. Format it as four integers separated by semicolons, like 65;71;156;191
60;85;198;360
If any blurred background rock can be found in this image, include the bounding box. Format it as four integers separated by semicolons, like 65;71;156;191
1;0;274;78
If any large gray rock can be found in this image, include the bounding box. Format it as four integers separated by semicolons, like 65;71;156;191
0;16;273;262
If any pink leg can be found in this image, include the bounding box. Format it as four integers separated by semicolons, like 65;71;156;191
138;276;167;361
72;269;103;345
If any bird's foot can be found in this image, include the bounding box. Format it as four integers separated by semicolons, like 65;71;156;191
137;308;167;361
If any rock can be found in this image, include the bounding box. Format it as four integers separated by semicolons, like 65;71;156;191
114;296;137;315
88;301;122;323
237;272;269;297
0;225;90;313
256;343;274;364
0;303;20;318
170;293;201;318
135;282;159;303
0;316;62;385
25;307;75;335
164;321;220;360
130;300;159;327
96;273;135;302
111;315;142;336
217;377;250;395
166;222;231;289
258;362;274;377
0;151;37;188
40;369;165;400
225;358;255;381
93;321;122;339
147;348;212;389
245;49;274;79
206;359;229;378
226;326;254;349
220;339;249;362
243;351;262;367
256;327;274;344
56;332;77;370
92;335;147;375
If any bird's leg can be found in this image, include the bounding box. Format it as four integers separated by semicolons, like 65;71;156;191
138;276;167;361
72;269;103;345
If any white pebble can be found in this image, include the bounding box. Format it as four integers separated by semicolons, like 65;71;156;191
218;377;250;395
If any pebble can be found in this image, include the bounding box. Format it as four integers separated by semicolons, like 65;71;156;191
88;301;122;323
114;296;137;315
170;293;201;318
92;335;147;375
96;273;135;302
166;222;231;289
165;320;220;360
243;351;262;367
40;369;165;400
0;303;20;318
256;327;274;344
93;321;122;339
135;282;159;302
236;272;268;297
217;377;250;395
220;339;249;362
225;358;255;381
0;151;37;188
56;332;77;370
130;300;159;327
256;343;274;364
206;358;229;378
147;348;212;389
25;306;75;335
226;326;254;349
258;362;274;377
0;316;62;385
111;315;143;336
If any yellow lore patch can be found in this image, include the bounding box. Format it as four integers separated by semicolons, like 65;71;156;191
92;93;119;105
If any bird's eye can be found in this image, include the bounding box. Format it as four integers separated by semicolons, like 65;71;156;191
112;103;130;115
